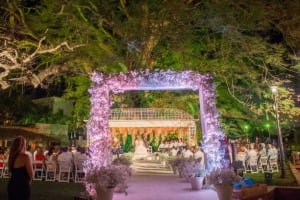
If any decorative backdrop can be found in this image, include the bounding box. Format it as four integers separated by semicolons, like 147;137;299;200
86;70;228;172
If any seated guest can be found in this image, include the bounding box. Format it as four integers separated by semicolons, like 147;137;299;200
246;143;258;167
170;146;178;157
194;146;205;166
236;146;247;167
57;147;73;166
0;148;4;168
75;147;87;164
183;147;193;159
35;147;45;167
158;141;166;152
267;144;275;159
258;143;267;157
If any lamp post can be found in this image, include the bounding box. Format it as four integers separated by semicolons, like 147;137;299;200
271;85;285;178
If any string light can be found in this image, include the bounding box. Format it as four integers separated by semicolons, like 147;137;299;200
85;70;228;194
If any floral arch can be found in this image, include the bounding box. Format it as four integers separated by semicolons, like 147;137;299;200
87;70;228;172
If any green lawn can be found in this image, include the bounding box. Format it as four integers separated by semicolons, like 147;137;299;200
0;179;85;200
0;166;298;200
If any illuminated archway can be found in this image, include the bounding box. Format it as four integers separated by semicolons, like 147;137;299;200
87;70;227;172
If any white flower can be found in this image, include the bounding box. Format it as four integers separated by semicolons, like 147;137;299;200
206;168;242;186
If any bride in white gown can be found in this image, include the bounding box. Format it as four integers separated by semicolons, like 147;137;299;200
132;135;149;160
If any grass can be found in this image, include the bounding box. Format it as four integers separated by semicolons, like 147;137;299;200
0;179;85;200
243;170;298;187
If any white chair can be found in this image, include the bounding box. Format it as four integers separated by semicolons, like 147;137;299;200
33;160;45;181
268;157;279;172
236;154;247;172
258;156;268;172
2;160;10;178
58;161;73;183
247;156;258;173
74;159;85;183
45;161;56;181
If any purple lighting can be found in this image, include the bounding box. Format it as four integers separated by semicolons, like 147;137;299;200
85;70;227;193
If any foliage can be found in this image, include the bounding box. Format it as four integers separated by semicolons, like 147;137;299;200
206;168;242;186
1;0;300;141
178;159;207;179
123;133;133;153
149;132;158;152
85;164;131;195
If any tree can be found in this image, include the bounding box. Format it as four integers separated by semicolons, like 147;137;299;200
1;0;300;139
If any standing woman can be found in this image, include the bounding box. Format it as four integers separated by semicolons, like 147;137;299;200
7;136;34;200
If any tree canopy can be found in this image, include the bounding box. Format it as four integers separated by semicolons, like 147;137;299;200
1;0;300;138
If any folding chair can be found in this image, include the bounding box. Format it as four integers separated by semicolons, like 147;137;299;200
247;156;258;173
2;160;10;178
268;157;279;172
45;161;56;181
74;159;85;183
236;154;247;172
258;156;268;172
33;160;45;181
58;161;73;183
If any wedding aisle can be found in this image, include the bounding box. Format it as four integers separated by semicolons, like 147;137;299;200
113;174;219;200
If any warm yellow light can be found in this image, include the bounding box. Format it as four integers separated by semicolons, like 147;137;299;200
271;85;278;94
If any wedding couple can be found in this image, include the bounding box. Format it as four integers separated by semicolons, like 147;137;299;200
132;135;149;160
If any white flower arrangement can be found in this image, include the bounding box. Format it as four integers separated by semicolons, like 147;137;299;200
179;160;207;179
206;168;242;186
85;164;132;195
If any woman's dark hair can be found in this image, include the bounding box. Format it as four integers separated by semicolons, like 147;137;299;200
47;145;54;156
8;136;26;171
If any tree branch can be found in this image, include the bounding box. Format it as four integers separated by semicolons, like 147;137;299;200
0;37;85;89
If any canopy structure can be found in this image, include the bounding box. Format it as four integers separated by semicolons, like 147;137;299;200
109;108;197;145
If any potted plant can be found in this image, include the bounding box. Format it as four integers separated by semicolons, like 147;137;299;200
112;156;132;166
206;168;242;200
169;157;188;175
85;164;131;200
179;159;207;190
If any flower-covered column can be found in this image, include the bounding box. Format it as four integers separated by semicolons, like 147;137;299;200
87;74;112;167
199;77;227;172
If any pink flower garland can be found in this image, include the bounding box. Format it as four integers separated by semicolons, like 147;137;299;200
86;70;226;174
